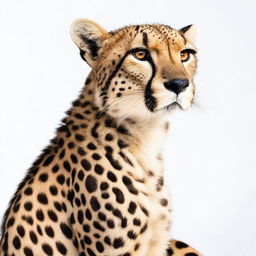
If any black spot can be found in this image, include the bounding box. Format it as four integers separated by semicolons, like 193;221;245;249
81;159;92;171
37;193;48;204
87;142;97;150
13;236;21;249
77;210;84;224
96;241;104;252
104;236;111;246
36;209;44;221
83;224;90;232
101;192;109;199
85;175;98;193
95;164;104;175
49;185;58;196
48;210;58;222
105;203;113;211
160;198;168;206
80;193;86;205
52;164;59;173
119;151;134;166
113;237;125;248
37;225;43;236
122;176;138;194
105;133;113;141
92;153;101;160
77;147;86;156
117;125;130;135
135;243;140;251
112;187;125;204
140;223;148;233
56;241;67;255
87;248;97;256
24;247;33;256
91;122;100;138
90;196;101;211
140;205;149;216
42;243;53;256
93;221;105;232
113;208;123;219
24;201;32;211
22;215;33;225
43;155;55;166
85;78;92;85
7;217;15;227
185;254;198;256
105;152;122;170
39;173;48;182
54;201;62;212
74;113;84;120
100;182;109;190
13;203;20;212
85;209;92;220
98;212;106;221
107;219;115;228
63;161;71;172
60;223;73;239
133;218;141;226
75;134;85;141
128;201;137;214
29;231;38;244
59;149;65;159
105;118;116;128
167;248;174;256
67;190;75;205
56;176;65;186
127;230;137;239
17;225;25;237
68;141;75;149
24;187;33;195
117;139;128;148
176;241;189;249
78;170;85;181
84;235;92;245
107;171;117;182
45;226;54;238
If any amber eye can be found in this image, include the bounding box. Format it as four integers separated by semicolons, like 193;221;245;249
180;49;196;62
180;51;190;62
132;49;148;60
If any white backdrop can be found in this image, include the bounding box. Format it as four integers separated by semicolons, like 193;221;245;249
0;0;255;255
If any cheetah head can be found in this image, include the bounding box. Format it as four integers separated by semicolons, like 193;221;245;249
71;19;197;121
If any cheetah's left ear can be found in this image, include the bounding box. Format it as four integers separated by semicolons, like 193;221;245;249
70;19;109;66
179;24;196;42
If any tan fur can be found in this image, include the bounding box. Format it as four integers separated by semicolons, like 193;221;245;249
0;19;201;256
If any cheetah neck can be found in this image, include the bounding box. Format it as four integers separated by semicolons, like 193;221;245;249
62;73;169;174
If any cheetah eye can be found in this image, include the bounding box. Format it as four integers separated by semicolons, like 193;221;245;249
180;49;197;62
131;49;149;61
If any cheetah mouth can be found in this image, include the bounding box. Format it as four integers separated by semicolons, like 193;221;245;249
156;101;182;112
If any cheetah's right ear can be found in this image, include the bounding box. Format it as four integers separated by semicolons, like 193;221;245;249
70;19;109;66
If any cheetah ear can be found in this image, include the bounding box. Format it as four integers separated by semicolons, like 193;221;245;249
70;19;109;66
179;24;196;42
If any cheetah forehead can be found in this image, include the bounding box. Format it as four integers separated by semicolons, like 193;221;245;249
106;23;193;50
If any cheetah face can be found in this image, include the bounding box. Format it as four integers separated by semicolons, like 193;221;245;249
71;19;197;120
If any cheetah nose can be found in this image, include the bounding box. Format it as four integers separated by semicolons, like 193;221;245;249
164;79;189;94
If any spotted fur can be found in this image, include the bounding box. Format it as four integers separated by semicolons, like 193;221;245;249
0;19;201;256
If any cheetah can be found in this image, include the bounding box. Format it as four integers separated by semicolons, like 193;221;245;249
0;19;202;256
